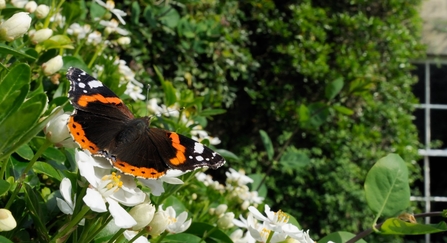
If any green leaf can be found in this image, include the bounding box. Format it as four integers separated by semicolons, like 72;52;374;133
24;183;50;242
15;144;34;160
325;77;344;100
333;105;354;115
0;44;37;61
42;35;74;50
307;102;329;127
279;147;310;173
259;130;274;160
248;173;268;198
131;1;141;25
33;162;62;181
42;147;66;163
62;56;88;71
164;233;202;243
380;218;447;235
364;154;410;218
0;63;31;124
199;108;226;117
215;149;239;161
164;195;187;214
0;235;14;243
0;180;10;195
318;231;367;243
0;93;47;159
158;6;180;28
185;222;233;243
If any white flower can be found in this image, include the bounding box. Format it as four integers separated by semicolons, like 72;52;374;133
25;1;37;12
148;205;170;236
42;55;63;75
95;0;127;25
30;28;53;44
35;4;50;19
0;209;16;232
86;31;102;45
0;12;32;42
0;0;6;9
249;205;289;231
11;0;28;8
138;170;186;196
99;19;129;35
230;229;256;243
215;204;228;217
67;23;91;40
226;168;253;187
117;36;131;46
124;82;145;101
44;109;77;148
129;202;156;231
124;230;150;243
217;212;235;229
56;178;75;215
76;150;146;229
50;12;65;28
165;206;192;233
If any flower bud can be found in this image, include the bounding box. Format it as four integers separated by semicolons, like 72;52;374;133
129;202;156;231
42;55;63;76
0;0;6;9
0;209;17;232
30;28;53;44
117;36;131;46
25;1;37;13
148;209;169;237
35;4;50;19
44;109;77;148
0;12;32;42
215;204;228;217
217;212;234;229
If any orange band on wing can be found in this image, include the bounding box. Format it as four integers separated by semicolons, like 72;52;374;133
68;116;99;153
77;94;123;107
168;133;186;165
113;160;166;179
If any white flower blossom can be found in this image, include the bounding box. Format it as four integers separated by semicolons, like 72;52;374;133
95;0;127;25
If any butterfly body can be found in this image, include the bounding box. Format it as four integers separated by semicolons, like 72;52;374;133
66;67;225;179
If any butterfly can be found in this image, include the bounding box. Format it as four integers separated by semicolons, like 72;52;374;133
66;67;225;179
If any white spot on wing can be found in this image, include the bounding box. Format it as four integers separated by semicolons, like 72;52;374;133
88;80;103;89
195;156;204;161
78;82;86;88
194;143;204;154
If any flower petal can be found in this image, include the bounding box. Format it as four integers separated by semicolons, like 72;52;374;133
60;178;73;208
83;188;107;212
56;198;73;215
107;198;137;228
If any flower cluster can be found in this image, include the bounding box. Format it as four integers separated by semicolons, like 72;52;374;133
233;205;315;243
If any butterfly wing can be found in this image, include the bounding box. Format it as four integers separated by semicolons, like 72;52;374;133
108;125;226;179
67;67;133;154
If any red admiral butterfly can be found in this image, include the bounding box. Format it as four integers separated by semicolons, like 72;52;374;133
66;67;225;179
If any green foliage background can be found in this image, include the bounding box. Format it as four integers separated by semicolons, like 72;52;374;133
122;0;424;241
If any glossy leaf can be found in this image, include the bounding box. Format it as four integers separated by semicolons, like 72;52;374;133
33;162;62;181
318;231;367;243
24;183;49;242
0;180;10;196
15;144;34;160
380;218;447;235
164;233;202;243
325;77;344;100
185;222;233;243
0;64;31;124
364;154;410;218
259;130;274;160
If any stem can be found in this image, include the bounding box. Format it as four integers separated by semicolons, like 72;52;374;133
5;140;52;209
50;205;91;243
